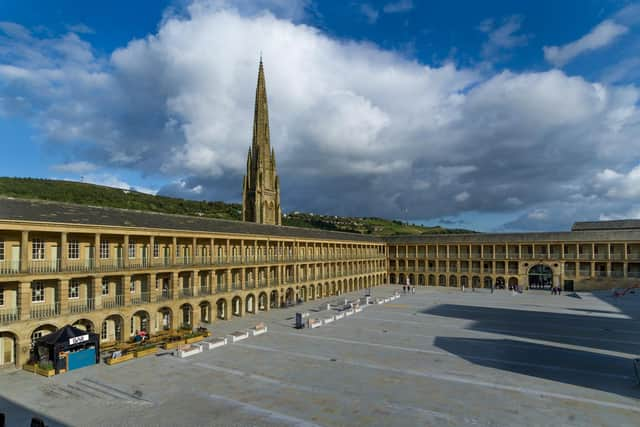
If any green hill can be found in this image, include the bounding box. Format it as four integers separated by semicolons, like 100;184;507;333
0;177;474;235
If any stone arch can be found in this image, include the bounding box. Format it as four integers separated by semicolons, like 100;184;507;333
246;293;256;314
285;288;295;305
449;275;457;287
101;314;124;342
399;273;405;285
324;282;330;296
460;275;469;288
199;300;212;324
409;274;415;286
157;307;172;331
300;285;307;302
179;303;194;328
428;274;435;286
131;310;150;336
0;331;18;368
472;276;481;289
418;274;425;286
269;289;278;309
438;274;446;287
258;292;268;311
483;276;493;289
72;318;95;333
231;296;243;317
528;264;554;290
309;284;315;300
216;298;228;320
389;273;396;284
508;277;519;289
495;276;506;289
317;284;323;298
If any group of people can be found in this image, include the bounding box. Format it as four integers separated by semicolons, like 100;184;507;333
551;286;562;295
133;329;148;343
402;284;416;294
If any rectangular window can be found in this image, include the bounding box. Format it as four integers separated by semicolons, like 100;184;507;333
153;242;159;258
69;280;79;299
32;239;45;260
100;240;109;259
32;281;44;303
101;278;109;296
68;240;79;259
176;245;181;257
0;239;4;261
129;278;135;293
0;288;4;306
128;240;136;259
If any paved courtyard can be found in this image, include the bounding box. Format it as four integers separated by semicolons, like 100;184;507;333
1;285;640;426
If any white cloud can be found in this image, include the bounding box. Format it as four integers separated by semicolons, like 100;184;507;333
528;209;548;220
51;161;97;174
360;4;379;24
1;0;640;226
594;165;640;199
479;15;529;60
383;0;413;14
454;191;470;202
543;20;628;67
75;174;158;195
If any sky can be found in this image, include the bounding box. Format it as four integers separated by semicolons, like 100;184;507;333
1;0;640;232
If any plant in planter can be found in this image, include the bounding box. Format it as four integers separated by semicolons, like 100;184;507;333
134;343;158;358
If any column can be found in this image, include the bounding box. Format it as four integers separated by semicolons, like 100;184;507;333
210;238;215;265
171;272;179;299
149;236;155;267
20;231;29;273
94;233;101;269
226;239;231;264
93;276;103;310
240;267;246;289
59;279;70;315
60;232;68;271
123;275;132;305
192;237;197;264
192;270;199;296
123;235;129;269
225;269;231;292
18;281;31;320
254;266;259;287
171;237;177;265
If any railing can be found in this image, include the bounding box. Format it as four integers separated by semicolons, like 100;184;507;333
611;271;625;278
102;295;124;309
0;261;20;275
565;271;576;278
245;281;255;289
131;292;151;304
258;280;268;288
199;286;212;296
217;284;228;292
69;298;95;313
595;271;608;278
159;290;173;301
30;302;60;319
508;269;518;275
610;254;625;260
231;282;242;290
628;271;640;278
0;307;19;324
127;258;151;269
579;270;591;277
98;258;125;272
179;288;194;298
29;259;60;273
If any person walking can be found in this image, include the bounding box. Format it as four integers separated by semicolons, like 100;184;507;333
490;282;494;294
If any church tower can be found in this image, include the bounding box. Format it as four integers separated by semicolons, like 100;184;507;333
242;58;282;225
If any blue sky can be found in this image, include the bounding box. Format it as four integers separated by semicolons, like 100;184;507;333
1;0;640;231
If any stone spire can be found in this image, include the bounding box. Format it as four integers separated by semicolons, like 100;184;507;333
242;58;282;225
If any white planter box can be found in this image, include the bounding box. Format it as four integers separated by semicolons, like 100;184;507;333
345;309;354;316
229;331;249;342
335;313;345;320
177;346;203;358
204;338;227;350
309;319;322;329
384;298;390;303
355;307;363;313
377;300;384;304
323;316;335;324
251;326;268;336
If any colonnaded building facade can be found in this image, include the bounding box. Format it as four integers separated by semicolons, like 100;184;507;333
1;60;640;370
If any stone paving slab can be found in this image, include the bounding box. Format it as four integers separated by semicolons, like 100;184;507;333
1;285;639;426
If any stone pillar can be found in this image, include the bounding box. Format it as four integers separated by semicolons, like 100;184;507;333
171;272;179;299
18;281;31;320
240;267;246;289
59;279;70;315
123;235;129;269
171;237;177;266
60;232;68;271
123;275;132;306
192;237;197;264
20;231;29;273
94;233;101;269
225;269;231;292
93;276;103;310
226;239;231;264
149;235;155;267
192;270;199;296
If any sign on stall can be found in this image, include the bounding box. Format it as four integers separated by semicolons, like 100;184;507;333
69;334;89;345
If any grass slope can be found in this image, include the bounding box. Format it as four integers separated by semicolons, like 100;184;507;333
0;177;474;235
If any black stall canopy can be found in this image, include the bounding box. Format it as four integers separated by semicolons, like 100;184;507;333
34;324;100;373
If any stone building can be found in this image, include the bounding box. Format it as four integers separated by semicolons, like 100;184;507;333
242;59;282;225
2;58;640;371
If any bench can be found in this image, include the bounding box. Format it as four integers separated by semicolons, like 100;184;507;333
229;331;249;343
204;337;228;349
250;322;268;336
308;318;322;329
176;345;203;358
323;316;335;325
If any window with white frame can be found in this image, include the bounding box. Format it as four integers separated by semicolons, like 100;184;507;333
100;240;109;259
101;321;108;340
129;278;135;293
68;240;79;259
153;242;159;258
176;245;181;257
0;239;4;261
101;278;109;296
32;239;45;260
69;280;79;299
128;239;136;259
32;281;44;303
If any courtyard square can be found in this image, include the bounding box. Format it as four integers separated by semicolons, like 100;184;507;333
1;285;639;426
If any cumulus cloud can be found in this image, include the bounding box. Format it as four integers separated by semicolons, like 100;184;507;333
1;0;640;231
543;20;628;67
51;161;97;174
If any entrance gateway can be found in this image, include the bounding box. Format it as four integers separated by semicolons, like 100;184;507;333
528;264;553;290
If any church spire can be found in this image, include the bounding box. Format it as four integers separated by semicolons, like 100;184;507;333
242;57;282;225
